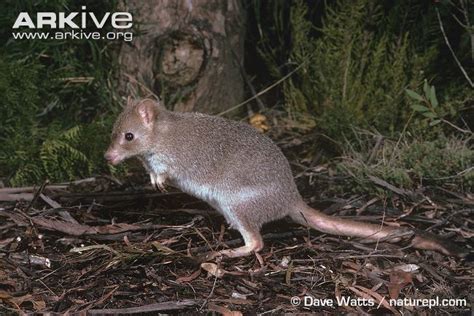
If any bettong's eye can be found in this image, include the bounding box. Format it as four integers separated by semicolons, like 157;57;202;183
125;132;134;141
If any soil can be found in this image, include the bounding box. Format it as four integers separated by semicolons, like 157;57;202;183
0;162;472;314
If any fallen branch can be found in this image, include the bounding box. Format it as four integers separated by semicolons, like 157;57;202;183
0;192;34;201
367;175;414;197
87;299;201;314
0;185;68;194
0;209;201;237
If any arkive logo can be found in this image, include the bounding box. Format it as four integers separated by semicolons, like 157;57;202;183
12;6;133;29
11;6;133;42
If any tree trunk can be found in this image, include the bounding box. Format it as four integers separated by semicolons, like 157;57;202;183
118;0;245;114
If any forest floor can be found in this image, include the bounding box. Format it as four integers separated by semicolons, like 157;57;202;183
0;150;473;314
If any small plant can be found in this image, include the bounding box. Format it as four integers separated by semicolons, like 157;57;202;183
406;80;472;134
259;0;440;143
405;80;441;126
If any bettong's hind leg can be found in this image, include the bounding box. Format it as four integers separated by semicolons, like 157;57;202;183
205;223;264;260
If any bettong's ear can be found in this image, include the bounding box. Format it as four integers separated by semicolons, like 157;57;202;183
136;99;159;126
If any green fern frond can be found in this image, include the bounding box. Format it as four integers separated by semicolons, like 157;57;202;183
40;127;92;181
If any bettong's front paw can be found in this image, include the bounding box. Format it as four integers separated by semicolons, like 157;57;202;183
155;181;167;192
149;173;167;192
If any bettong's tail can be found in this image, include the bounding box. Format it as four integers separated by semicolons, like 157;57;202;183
290;202;466;257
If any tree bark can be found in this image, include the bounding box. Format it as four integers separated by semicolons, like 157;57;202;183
118;0;245;114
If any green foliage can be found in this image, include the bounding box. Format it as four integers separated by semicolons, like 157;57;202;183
11;126;91;186
39;127;90;183
1;0;472;189
283;0;438;139
405;80;474;136
406;80;442;126
251;0;473;194
0;57;41;181
0;56;120;186
401;138;472;182
253;0;472;137
336;134;473;194
0;1;122;186
1;1;119;122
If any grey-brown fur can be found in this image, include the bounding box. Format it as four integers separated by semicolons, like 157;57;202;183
105;99;464;258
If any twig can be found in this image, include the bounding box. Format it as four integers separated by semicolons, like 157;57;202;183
0;177;98;193
230;46;265;112
441;118;472;134
458;0;473;61
88;299;201;314
53;190;185;203
389;111;413;165
26;181;48;212
217;60;308;116
0;192;34;201
342;41;353;102
200;272;219;311
426;208;473;231
425;166;474;180
70;244;121;256
0;186;62;193
334;254;405;260
366;135;384;165
367;175;413;197
435;7;474;88
123;73;160;99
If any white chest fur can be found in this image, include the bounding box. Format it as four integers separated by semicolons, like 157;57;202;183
145;154;169;175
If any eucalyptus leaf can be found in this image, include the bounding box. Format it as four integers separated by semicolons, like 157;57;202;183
429;86;438;108
423;80;430;98
423;112;437;119
429;119;442;126
405;89;424;102
411;104;430;112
